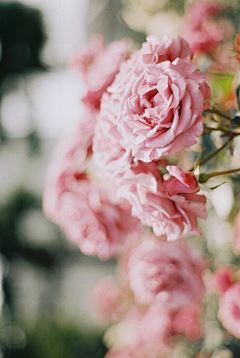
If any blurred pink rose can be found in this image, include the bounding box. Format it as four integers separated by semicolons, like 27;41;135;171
43;115;95;224
107;305;172;358
127;239;206;308
104;349;138;358
70;34;132;110
209;265;235;296
163;165;207;237
218;284;240;338
172;304;203;341
116;58;210;162
93;93;132;179
181;1;235;54
89;276;131;327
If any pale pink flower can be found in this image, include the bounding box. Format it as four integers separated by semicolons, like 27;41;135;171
218;284;240;338
116;58;210;162
172;304;203;341
71;34;132;110
117;161;185;240
118;162;206;240
181;1;235;54
163;165;199;195
127;239;206;308
209;265;235;296
109;34;193;98
163;165;207;236
139;34;193;63
93;93;132;179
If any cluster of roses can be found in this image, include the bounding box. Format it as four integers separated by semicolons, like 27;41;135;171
43;31;212;357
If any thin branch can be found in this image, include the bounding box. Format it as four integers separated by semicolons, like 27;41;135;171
204;108;231;120
199;137;233;166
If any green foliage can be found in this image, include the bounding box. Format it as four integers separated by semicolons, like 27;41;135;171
210;73;235;100
4;319;107;358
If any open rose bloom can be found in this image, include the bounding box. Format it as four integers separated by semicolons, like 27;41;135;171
42;11;240;357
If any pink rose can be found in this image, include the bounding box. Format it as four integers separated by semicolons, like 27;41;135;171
109;34;193;98
118;162;206;240
127;239;206;308
218;284;240;338
163;165;207;237
181;1;235;54
117;161;184;240
163;165;199;195
93;93;132;179
139;34;193;63
116;58;210;162
71;34;132;110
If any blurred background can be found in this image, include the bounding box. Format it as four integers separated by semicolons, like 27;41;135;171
0;0;147;357
2;0;240;357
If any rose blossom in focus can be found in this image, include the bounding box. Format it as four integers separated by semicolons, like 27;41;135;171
117;161;185;240
127;238;206;307
115;56;210;162
109;34;193;99
218;284;240;339
70;34;132;110
181;0;235;54
92;33;194;178
118;162;206;240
